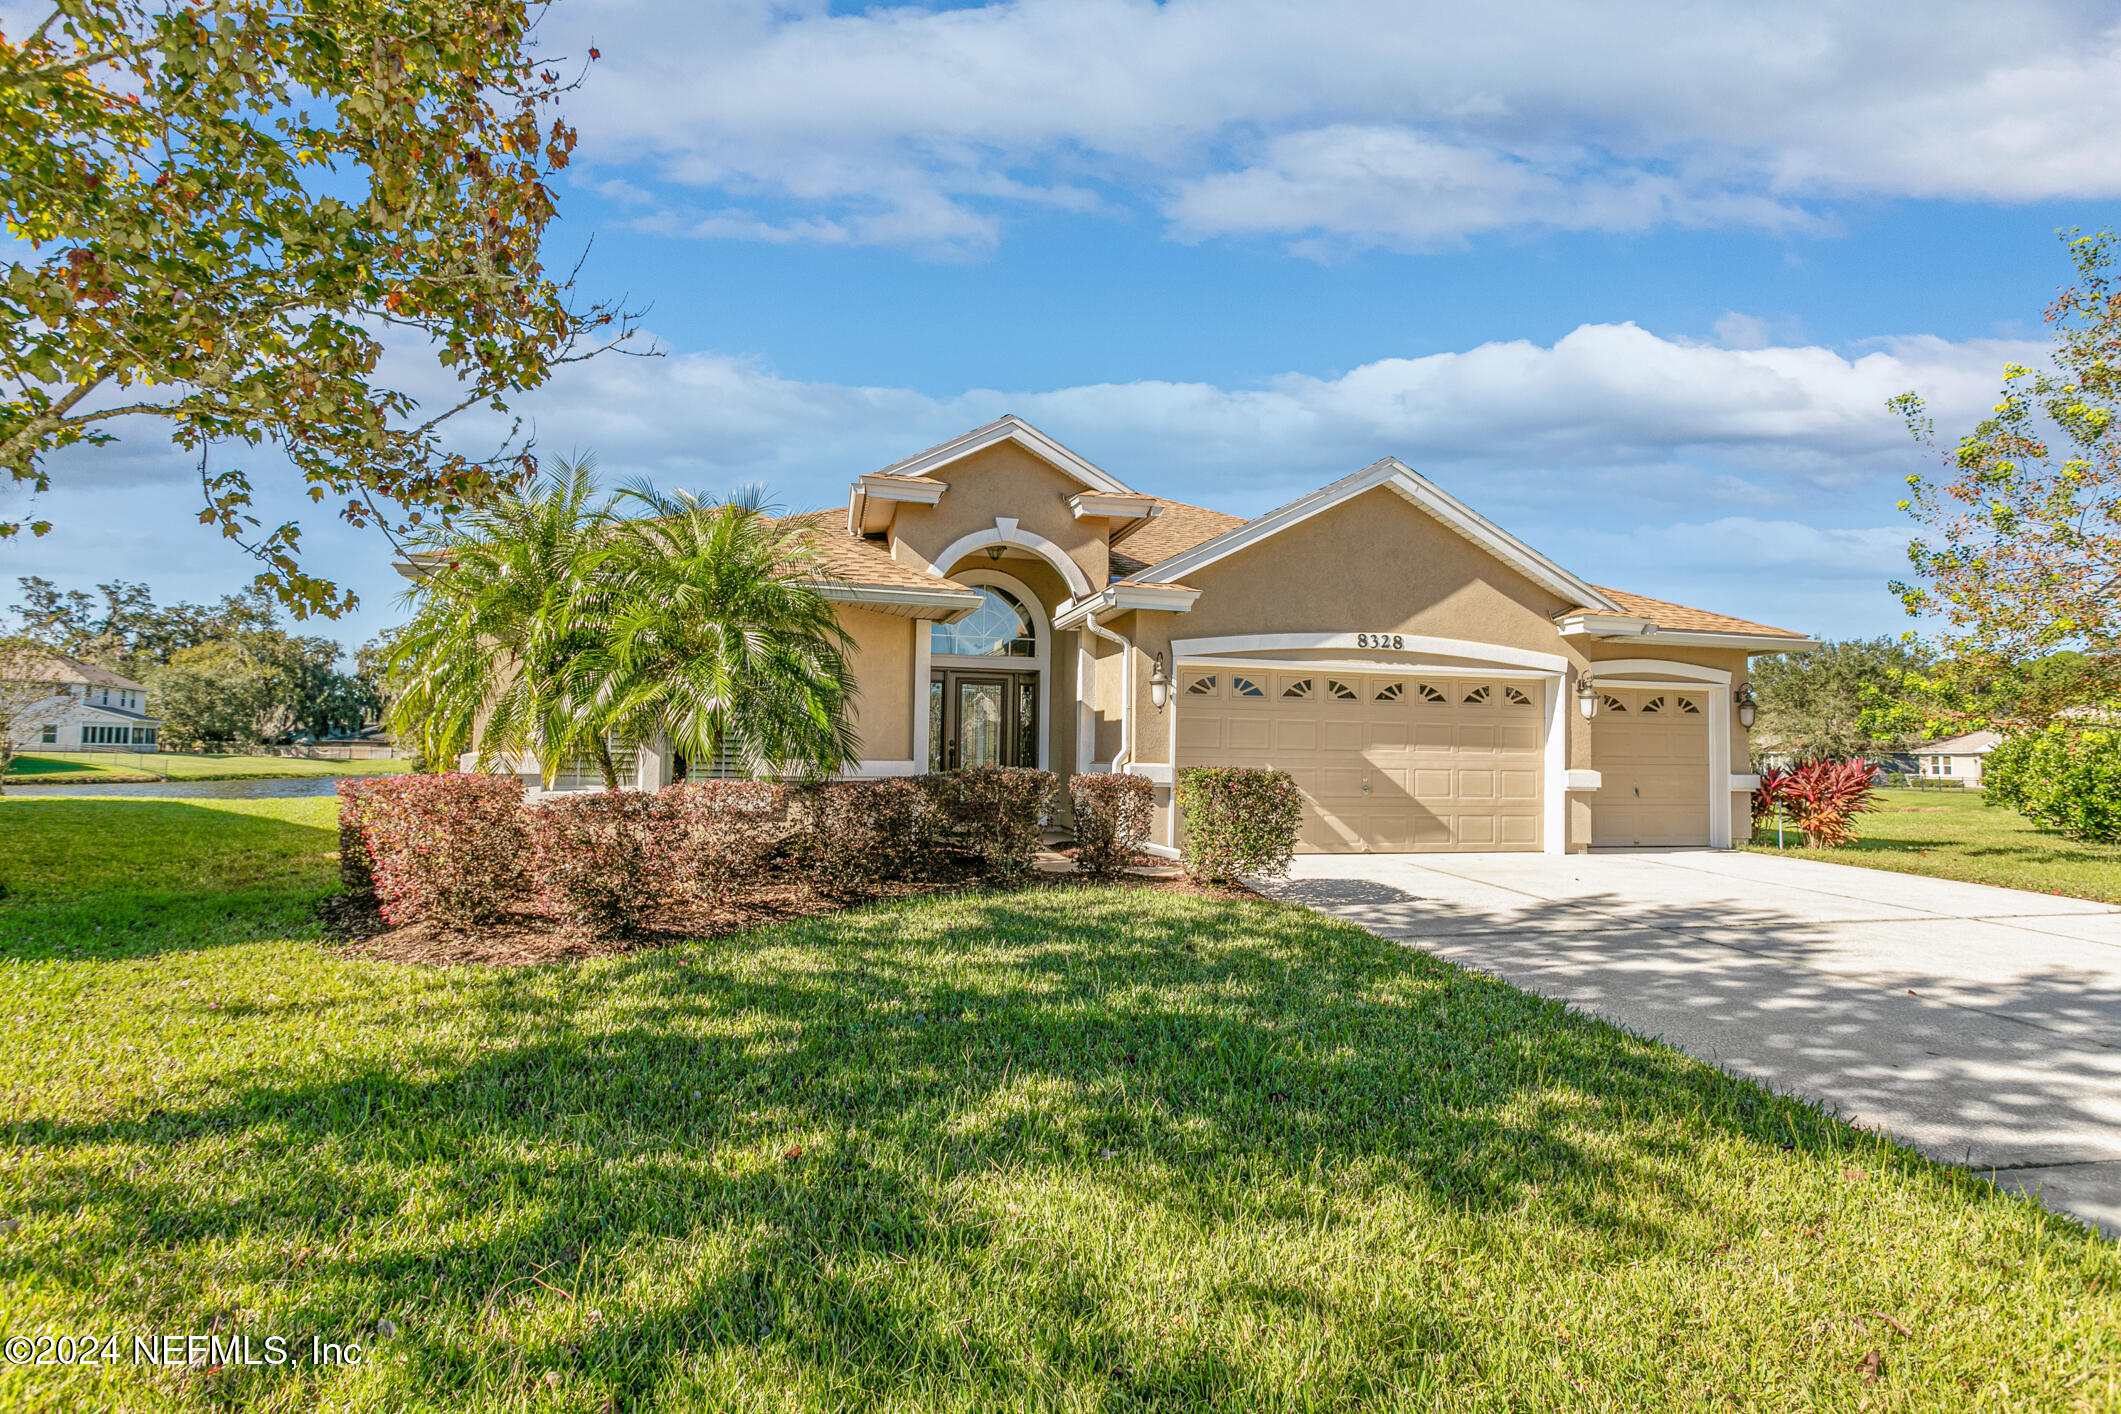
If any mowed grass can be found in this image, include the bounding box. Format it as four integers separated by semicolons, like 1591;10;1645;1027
1746;786;2121;905
0;799;2115;1412
2;752;410;785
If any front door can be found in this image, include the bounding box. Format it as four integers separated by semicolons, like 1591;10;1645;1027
930;670;1038;771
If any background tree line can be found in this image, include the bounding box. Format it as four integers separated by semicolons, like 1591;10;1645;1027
10;577;379;750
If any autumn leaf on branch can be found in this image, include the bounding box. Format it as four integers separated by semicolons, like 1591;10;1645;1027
0;0;649;617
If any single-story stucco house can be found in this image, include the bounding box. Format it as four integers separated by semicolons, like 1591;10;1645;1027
1914;730;2000;786
410;416;1816;854
2;653;163;752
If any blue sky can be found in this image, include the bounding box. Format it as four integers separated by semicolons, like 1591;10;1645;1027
9;0;2121;655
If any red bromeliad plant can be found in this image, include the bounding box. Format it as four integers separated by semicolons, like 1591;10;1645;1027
1753;758;1879;848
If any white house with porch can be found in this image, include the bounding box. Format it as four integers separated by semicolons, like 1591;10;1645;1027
2;654;163;752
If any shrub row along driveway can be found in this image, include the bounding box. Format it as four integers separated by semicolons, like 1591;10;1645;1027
1265;849;2121;1235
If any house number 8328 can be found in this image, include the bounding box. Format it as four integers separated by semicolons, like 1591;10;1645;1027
1353;633;1404;650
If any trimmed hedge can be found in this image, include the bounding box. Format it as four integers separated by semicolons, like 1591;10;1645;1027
1984;725;2121;843
335;776;383;894
357;774;529;927
1175;766;1303;882
793;778;932;894
527;791;666;934
1068;772;1153;876
336;769;1060;934
924;766;1056;879
658;780;794;904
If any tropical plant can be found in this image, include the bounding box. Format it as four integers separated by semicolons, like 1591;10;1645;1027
0;0;635;615
1887;228;2121;724
1752;758;1879;849
383;454;619;786
595;486;860;781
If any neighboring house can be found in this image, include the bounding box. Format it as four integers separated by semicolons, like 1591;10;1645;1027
1914;730;2000;786
0;653;163;752
404;416;1815;854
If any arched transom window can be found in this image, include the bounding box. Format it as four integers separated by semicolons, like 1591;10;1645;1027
931;586;1037;658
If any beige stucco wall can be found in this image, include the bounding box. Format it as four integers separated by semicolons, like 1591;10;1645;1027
838;608;915;766
887;442;1110;591
1103;488;1772;850
1124;487;1579;772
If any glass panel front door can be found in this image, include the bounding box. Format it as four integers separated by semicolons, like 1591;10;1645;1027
931;669;1038;770
958;679;1005;768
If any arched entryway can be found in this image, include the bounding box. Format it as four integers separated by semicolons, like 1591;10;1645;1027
928;567;1050;770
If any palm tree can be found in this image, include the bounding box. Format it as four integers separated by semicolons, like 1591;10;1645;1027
596;484;859;780
384;454;626;788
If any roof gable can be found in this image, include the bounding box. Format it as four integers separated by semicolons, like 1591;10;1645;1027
1123;458;1619;612
870;415;1135;495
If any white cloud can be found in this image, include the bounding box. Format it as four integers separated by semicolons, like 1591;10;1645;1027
543;0;2121;251
9;320;2018;640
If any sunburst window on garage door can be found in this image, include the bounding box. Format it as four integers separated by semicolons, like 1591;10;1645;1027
1186;674;1217;696
1503;685;1532;706
1328;679;1358;700
1375;681;1404;701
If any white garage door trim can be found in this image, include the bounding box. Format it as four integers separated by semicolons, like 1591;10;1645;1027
1168;634;1570;855
1591;658;1732;849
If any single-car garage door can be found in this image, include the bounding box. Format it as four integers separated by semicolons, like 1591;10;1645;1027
1174;667;1543;853
1590;687;1711;846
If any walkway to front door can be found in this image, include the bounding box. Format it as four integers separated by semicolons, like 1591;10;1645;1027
929;669;1038;771
1260;849;2121;1235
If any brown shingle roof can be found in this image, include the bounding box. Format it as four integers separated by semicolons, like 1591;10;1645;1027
3;652;147;691
1109;499;1249;578
1584;586;1807;639
777;510;975;593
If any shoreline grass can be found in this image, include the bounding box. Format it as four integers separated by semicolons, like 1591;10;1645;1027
1745;785;2121;904
0;795;2114;1411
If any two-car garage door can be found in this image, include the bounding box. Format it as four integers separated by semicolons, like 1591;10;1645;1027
1174;668;1543;853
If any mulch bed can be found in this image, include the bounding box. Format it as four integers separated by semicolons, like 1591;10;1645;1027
316;866;1259;968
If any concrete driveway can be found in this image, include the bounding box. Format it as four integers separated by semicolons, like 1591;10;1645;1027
1259;850;2121;1235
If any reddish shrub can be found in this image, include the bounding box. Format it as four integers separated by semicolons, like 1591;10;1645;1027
1175;766;1302;882
793;778;932;893
923;767;1056;878
527;790;666;934
358;774;529;927
1068;772;1154;876
1754;757;1879;847
335;776;387;894
658;780;794;904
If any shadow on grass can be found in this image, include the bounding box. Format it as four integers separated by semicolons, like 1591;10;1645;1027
3;887;2081;1409
0;798;336;960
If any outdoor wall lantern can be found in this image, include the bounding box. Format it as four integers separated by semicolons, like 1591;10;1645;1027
1576;669;1599;721
1734;682;1759;729
1149;652;1170;711
986;544;1005;562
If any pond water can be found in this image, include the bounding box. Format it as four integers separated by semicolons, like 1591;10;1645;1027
2;776;354;800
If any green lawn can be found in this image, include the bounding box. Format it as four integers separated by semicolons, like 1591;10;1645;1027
0;798;2114;1412
1746;786;2121;905
2;751;410;785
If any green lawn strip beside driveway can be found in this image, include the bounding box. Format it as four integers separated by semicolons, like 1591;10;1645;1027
0;796;2113;1411
1746;786;2121;906
2;753;410;786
